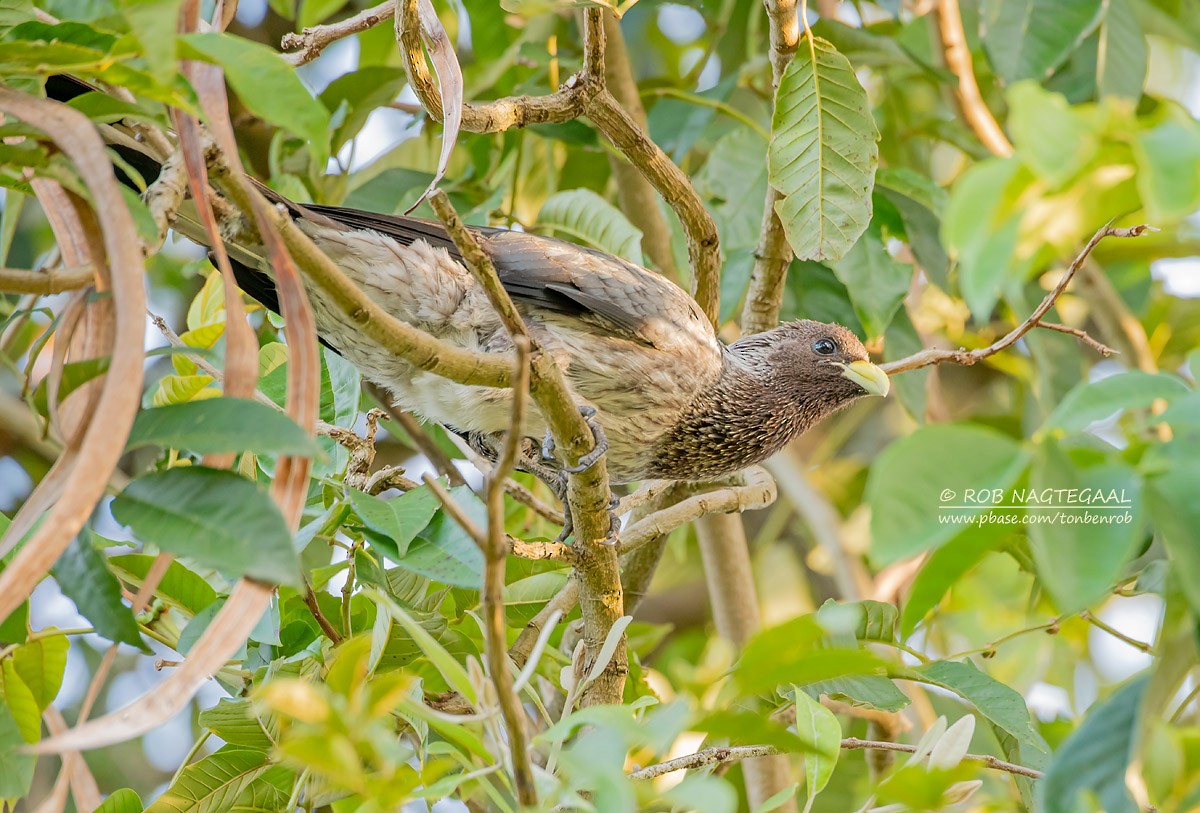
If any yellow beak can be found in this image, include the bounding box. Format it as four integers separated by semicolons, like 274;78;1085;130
840;360;890;397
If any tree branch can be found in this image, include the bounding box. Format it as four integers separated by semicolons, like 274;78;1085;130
935;0;1013;157
629;738;1045;781
583;89;722;325
395;0;598;132
0;265;95;294
882;224;1152;376
742;0;800;335
395;3;720;323
426;190;626;706
618;467;777;555
600;12;679;281
282;0;397;66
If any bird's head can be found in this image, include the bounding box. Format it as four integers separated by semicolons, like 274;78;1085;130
734;319;890;403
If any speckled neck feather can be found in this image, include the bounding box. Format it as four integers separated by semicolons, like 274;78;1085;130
648;341;856;482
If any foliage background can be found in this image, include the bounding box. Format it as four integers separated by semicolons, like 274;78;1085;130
1;0;1200;811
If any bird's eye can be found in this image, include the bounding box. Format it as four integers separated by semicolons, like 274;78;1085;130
813;338;837;356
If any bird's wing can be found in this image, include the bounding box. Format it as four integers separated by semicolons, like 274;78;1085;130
303;204;715;352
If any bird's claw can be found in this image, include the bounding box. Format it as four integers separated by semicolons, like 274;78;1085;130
541;405;609;474
553;491;622;546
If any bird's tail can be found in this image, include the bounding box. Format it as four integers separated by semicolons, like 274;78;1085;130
45;75;288;315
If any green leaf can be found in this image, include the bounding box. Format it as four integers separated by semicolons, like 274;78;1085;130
231;765;292;812
319;66;408;151
9;19;117;50
752;784;799;813
866;424;1030;564
145;747;272;813
0;660;39;743
942;158;1027;319
1146;464;1200;617
32;356;110;416
734;615;889;696
817;599;898;643
830;224;910;338
107;554;218;616
298;0;345;28
152;373;219;406
696;126;770;251
793;688;840;802
348;485;440;560
0;0;34;37
1007;82;1099;188
901;527;1003;637
1037;674;1146;813
51;530;147;651
1027;440;1141;613
11;634;68;711
982;0;1104;82
126;398;316;455
1133;119;1200;222
1096;0;1148;98
394;485;485;589
0;704;35;800
769;36;879;263
1043;371;1189;433
93;788;142;813
806;675;911;713
178;601;247;660
116;0;179;81
877;168;949;287
914;660;1043;753
111;467;302;587
198;699;273;751
178;32;330;164
536;189;644;265
373;591;477;704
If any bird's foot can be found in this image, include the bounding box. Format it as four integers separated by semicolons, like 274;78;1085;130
541;405;609;474
553;492;621;546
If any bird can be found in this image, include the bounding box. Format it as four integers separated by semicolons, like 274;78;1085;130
46;76;889;510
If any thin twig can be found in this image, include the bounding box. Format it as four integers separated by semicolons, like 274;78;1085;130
482;335;537;806
302;580;344;644
446;432;564;523
839;738;1044;779
1082;611;1153;653
1034;321;1118;356
511;580;579;667
281;0;396;66
366;381;468;486
422;473;487;548
629;739;1044;780
145;147;189;251
882;225;1154;375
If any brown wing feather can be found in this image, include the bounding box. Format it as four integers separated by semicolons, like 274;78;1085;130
302;203;711;350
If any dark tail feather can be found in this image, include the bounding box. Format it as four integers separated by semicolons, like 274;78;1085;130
44;75;308;345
